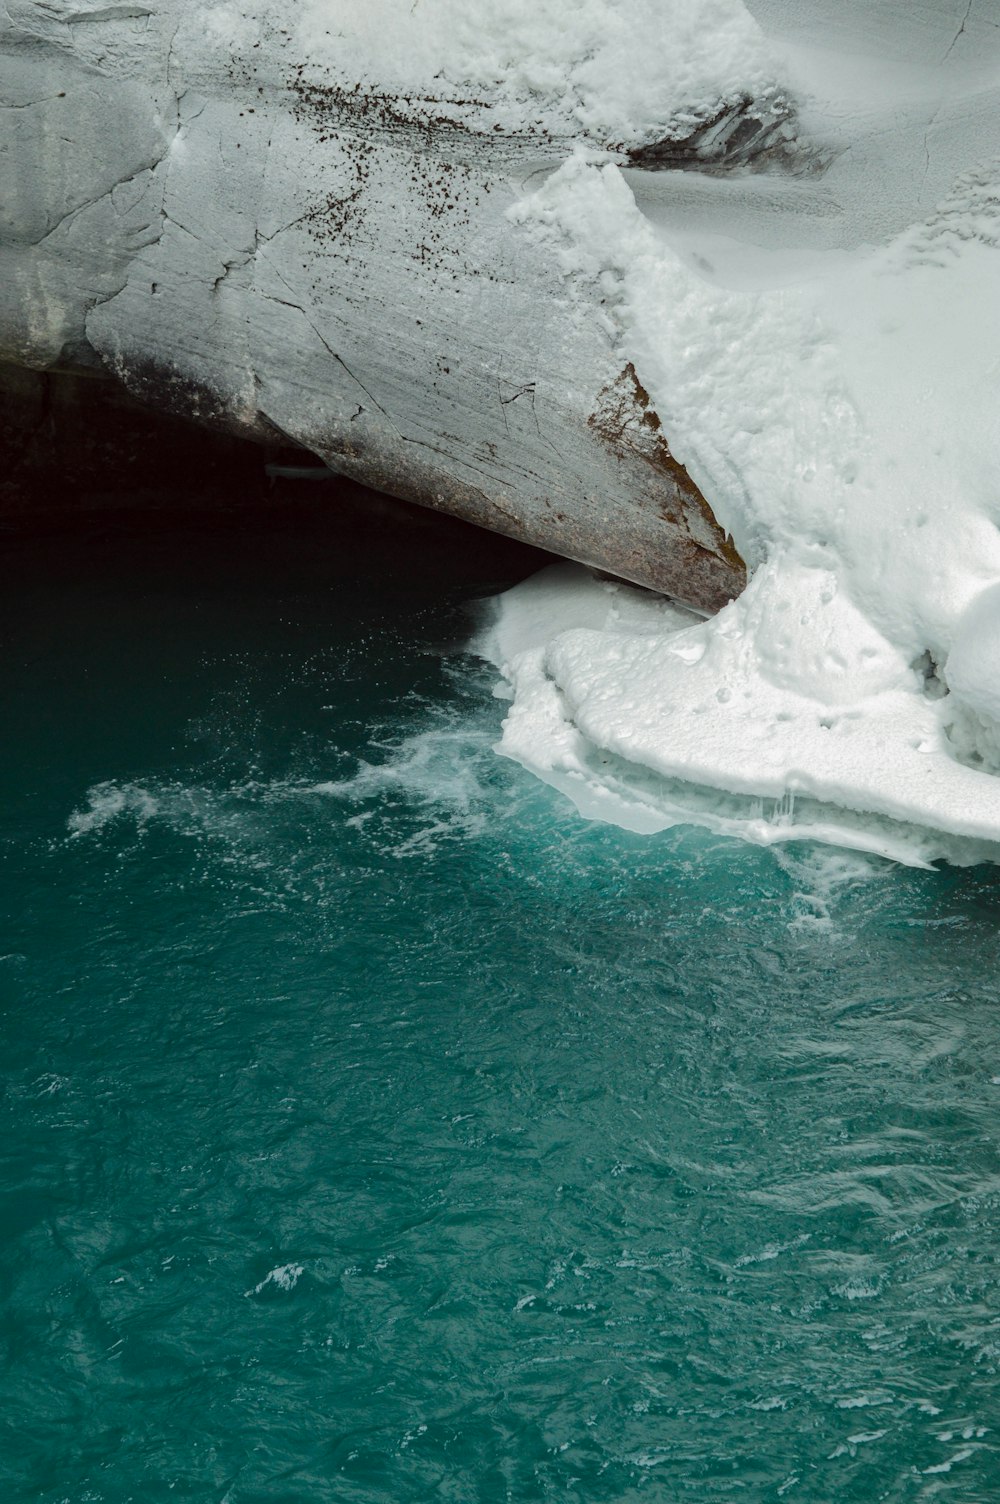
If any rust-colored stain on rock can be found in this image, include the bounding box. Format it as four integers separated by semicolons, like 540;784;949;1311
589;363;746;603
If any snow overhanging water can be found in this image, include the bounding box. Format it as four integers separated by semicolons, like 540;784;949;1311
453;0;1000;868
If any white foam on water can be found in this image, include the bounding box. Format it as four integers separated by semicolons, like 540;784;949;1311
923;1448;976;1475
836;1392;896;1411
244;1263;304;1297
67;782;161;836
771;845;885;931
63;689;518;870
833;1277;884;1302
733;1232;811;1268
310;721;502;857
311;725;495;818
67;778;272;853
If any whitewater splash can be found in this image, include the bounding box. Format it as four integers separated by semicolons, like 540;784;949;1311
475;0;1000;868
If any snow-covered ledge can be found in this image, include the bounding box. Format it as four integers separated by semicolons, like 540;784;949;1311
0;0;824;610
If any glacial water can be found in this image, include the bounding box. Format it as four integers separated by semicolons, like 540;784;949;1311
3;498;1000;1503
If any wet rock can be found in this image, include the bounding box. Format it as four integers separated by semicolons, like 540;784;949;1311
626;91;824;174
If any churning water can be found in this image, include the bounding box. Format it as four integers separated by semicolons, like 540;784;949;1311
3;500;1000;1502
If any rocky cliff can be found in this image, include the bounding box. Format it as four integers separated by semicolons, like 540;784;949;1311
0;0;821;608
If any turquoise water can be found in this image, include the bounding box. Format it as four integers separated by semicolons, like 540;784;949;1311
3;500;1000;1502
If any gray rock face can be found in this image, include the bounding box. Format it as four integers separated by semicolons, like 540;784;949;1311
0;0;766;609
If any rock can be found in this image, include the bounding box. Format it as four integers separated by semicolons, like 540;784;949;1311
0;0;772;609
625;92;822;175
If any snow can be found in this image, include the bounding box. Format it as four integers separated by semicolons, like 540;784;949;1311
478;1;1000;866
948;585;1000;729
297;0;778;147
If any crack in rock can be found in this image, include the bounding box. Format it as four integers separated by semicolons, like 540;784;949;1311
64;6;153;22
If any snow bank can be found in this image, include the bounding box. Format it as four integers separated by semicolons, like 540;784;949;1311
481;4;1000;866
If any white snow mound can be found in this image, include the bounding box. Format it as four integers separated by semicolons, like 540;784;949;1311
482;1;1000;867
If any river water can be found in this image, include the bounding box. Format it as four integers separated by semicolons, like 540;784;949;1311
3;497;1000;1501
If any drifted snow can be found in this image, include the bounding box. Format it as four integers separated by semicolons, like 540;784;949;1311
483;0;1000;867
294;0;777;147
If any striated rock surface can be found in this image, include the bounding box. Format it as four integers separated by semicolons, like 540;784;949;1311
0;1;832;607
